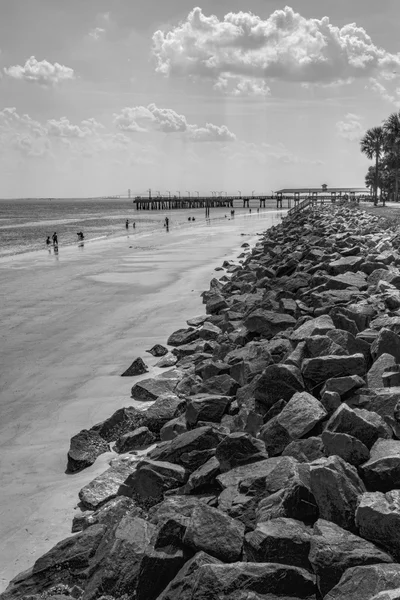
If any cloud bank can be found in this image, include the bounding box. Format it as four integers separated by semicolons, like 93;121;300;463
152;6;400;93
4;56;75;85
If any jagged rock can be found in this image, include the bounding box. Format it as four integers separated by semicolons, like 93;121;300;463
187;562;316;600
327;328;370;363
149;426;225;471
184;456;220;494
309;455;366;532
206;294;228;314
71;496;140;532
121;356;149;378
254;363;304;409
282;437;325;463
83;515;155;599
156;551;221;600
135;546;185;600
322;431;369;467
325;564;400;600
356;490;400;559
147;344;169;356
302;353;366;386
194;374;240;396
321;390;342;413
303;335;348;359
131;375;179;401
66;429;109;473
290;314;335;341
125;458;188;506
368;354;397;389
321;375;365;399
91;406;145;442
244;309;296;339
160;415;187;441
215;432;267;472
183;503;245;562
167;328;199;347
142;393;185;434
360;439;400;492
372;328;400;363
155;353;178;368
309;519;393;597
325;403;391;449
277;391;327;439
198;322;222;340
114;426;155;453
328;255;364;275
244;518;312;569
172;339;215;359
186;394;231;426
78;459;138;510
2;525;106;599
258;415;292;456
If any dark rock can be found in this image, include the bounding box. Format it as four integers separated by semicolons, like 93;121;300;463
131;376;178;402
325;403;391;449
322;431;369;467
194;374;240;396
187;315;209;327
254;363;304;409
322;375;365;399
328;255;364;275
360;439;400;492
198;322;222;341
121;357;148;376
215;433;267;472
143;393;185;434
125;458;188;506
327;328;371;364
184;456;221;494
67;429;109;473
160;415;187;442
282;437;324;463
244;309;296;338
186;394;231;426
264;398;287;422
206;294;228;315
167;328;199;347
356;490;400;560
290;314;335;341
302;353;366;386
114;426;156;453
371;328;400;362
91;406;144;442
187;561;316;600
155;353;178;368
244;518;312;570
309;518;393;597
71;496;140;532
2;524;106;599
136;546;185;600
149;426;225;471
310;455;366;532
183;503;245;562
258;415;292;456
325;564;400;600
368;354;397;388
147;344;169;357
156;551;221;600
321;390;342;414
277;391;327;439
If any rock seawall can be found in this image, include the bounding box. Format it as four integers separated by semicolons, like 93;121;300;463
5;204;400;599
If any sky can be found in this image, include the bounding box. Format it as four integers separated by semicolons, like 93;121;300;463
1;0;400;198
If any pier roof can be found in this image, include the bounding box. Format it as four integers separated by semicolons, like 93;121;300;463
276;187;369;194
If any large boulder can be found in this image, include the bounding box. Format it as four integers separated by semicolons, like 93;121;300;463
135;546;185;600
277;391;327;439
325;564;400;600
143;393;185;434
125;458;189;506
67;429;109;473
167;328;199;346
282;437;325;463
91;406;144;441
309;518;393;597
361;439;400;492
78;459;138;510
356;490;400;560
114;426;156;453
368;354;397;389
186;394;232;426
325;403;391;449
183;503;245;562
188;562;316;600
184;456;221;494
322;431;369;467
156;551;221;600
215;432;268;472
328;255;364;275
309;455;366;532
302;353;366;386
131;375;179;402
254;363;304;409
372;328;400;363
290;315;335;341
244;518;312;570
244;309;296;338
121;357;148;376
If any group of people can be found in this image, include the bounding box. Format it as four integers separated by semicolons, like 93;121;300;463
46;232;58;248
126;219;136;229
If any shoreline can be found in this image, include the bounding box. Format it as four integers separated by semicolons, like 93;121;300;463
0;210;283;591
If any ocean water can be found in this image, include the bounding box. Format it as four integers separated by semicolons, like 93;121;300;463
0;197;281;258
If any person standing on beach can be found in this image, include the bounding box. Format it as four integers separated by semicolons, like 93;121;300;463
52;232;58;247
165;217;169;230
46;236;51;247
125;219;129;229
132;222;136;229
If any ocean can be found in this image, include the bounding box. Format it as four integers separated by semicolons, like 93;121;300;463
0;197;281;258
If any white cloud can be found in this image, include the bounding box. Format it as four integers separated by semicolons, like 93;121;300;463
367;77;400;107
152;6;400;93
4;56;74;85
214;75;271;97
89;27;105;40
336;113;363;141
113;103;236;142
46;117;104;138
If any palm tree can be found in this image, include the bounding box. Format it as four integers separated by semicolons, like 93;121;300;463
383;112;400;202
360;126;385;205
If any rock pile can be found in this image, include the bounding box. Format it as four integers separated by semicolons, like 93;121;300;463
6;204;400;600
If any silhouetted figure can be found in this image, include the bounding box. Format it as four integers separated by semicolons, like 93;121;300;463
257;208;259;213
132;222;136;229
77;232;84;241
125;219;129;229
52;232;58;247
165;217;169;229
46;236;51;247
249;209;252;213
192;217;195;221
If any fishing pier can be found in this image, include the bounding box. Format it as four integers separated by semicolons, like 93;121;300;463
133;194;275;210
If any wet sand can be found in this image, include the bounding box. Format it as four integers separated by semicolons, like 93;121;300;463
0;210;283;590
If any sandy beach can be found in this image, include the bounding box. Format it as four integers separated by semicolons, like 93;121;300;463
0;210;283;591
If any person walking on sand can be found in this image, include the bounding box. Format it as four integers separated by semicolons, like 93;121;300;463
52;232;58;247
132;222;136;229
165;217;169;229
46;236;51;247
125;219;129;229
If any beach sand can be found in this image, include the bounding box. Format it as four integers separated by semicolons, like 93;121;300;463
0;210;283;591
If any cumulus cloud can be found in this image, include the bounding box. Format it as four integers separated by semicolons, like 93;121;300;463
215;76;271;97
4;56;75;85
113;103;236;141
152;6;400;93
46;117;104;138
336;113;363;141
89;27;105;40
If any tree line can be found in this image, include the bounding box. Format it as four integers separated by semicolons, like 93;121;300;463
361;112;400;204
